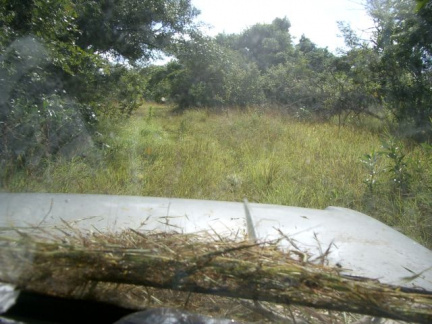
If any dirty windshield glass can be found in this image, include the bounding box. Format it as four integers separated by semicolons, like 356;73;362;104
1;0;432;323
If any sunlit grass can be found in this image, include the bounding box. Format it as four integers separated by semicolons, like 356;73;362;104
3;103;431;248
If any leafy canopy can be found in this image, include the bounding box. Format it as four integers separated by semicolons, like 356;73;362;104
0;0;199;169
74;0;199;63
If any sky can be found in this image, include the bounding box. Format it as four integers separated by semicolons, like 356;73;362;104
191;0;374;52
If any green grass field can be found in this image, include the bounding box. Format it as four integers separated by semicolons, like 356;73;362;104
3;103;432;248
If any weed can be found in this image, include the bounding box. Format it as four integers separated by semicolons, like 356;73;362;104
360;150;381;194
379;137;411;194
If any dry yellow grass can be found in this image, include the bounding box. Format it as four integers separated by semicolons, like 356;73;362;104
1;226;431;323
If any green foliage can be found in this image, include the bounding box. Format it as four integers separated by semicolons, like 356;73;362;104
73;0;198;63
1;0;98;75
235;17;292;71
262;58;327;114
361;150;381;193
380;137;412;193
139;5;431;136
0;0;102;171
217;17;293;71
0;0;198;172
362;136;417;195
415;0;430;11
100;65;147;116
366;0;432;138
143;64;178;103
361;134;432;245
153;35;264;109
153;17;376;125
262;41;371;121
0;93;94;179
0;35;98;170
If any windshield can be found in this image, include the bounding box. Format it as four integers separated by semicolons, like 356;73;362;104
1;0;431;323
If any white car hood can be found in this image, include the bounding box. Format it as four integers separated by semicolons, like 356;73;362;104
1;193;431;290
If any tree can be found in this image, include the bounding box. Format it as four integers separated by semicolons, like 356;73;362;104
73;0;199;63
296;34;317;54
154;35;264;109
366;0;432;139
0;0;198;171
327;23;381;124
143;64;177;103
218;17;293;71
262;36;338;118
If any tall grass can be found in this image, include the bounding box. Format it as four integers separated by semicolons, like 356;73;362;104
2;103;431;248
